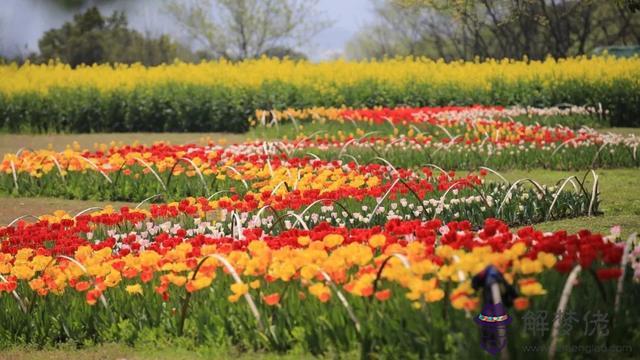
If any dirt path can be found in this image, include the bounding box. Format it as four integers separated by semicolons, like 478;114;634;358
0;196;136;225
0;132;247;155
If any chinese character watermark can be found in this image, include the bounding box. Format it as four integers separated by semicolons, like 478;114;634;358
522;309;610;337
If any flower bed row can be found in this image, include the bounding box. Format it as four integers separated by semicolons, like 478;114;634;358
0;216;636;356
0;164;599;255
255;104;602;128
1;108;636;201
1;157;598;234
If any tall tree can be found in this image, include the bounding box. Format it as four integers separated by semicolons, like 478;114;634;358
348;0;640;60
165;0;330;59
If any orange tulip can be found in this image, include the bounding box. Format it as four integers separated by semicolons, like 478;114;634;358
74;281;91;292
375;289;392;301
263;293;281;306
86;289;101;305
514;297;530;311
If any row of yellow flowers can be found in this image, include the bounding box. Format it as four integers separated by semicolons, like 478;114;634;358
1;57;638;95
1;146;383;195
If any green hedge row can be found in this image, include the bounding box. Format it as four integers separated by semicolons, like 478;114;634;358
1;78;639;133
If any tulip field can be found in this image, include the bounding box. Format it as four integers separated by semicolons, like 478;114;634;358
1;59;640;359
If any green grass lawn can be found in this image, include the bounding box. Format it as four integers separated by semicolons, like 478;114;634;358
498;168;640;237
0;132;246;155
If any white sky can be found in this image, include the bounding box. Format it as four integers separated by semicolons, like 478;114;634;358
0;0;375;60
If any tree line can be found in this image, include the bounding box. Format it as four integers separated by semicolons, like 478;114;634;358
1;0;320;66
1;0;639;66
347;0;640;60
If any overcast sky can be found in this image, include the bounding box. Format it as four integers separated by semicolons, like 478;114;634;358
0;0;375;60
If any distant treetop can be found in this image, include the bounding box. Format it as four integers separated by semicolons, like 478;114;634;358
37;7;181;67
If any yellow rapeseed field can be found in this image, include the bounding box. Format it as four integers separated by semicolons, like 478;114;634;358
1;56;638;94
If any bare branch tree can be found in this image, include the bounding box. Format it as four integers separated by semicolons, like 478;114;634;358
165;0;331;59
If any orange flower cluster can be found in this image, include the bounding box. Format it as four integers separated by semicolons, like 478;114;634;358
4;219;602;314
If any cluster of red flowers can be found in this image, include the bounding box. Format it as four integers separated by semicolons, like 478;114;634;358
0;209;146;255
